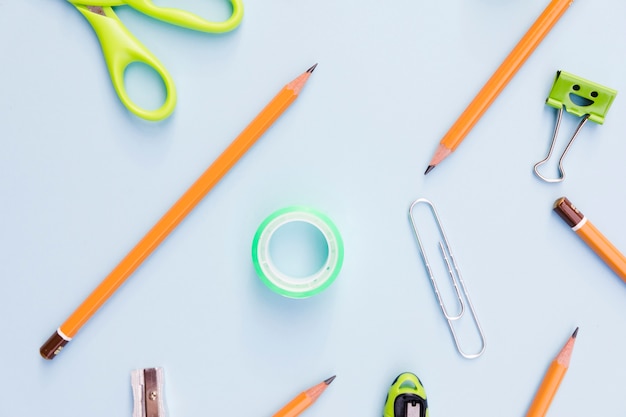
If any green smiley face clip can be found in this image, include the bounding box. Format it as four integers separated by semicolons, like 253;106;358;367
534;70;617;183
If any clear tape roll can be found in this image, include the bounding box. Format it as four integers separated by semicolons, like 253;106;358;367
251;206;344;298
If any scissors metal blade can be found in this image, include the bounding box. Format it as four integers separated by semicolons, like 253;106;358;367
86;5;105;15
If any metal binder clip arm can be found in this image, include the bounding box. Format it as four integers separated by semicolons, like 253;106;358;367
409;198;486;359
533;106;590;183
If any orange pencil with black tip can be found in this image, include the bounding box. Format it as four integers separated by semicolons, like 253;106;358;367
273;376;336;417
525;328;578;417
553;197;626;284
39;64;318;360
425;0;574;175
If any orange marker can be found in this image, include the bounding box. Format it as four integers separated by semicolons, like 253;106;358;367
553;197;626;284
273;376;335;417
425;0;574;174
525;328;578;417
39;64;318;360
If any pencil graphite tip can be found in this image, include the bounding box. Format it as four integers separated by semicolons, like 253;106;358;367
424;165;435;175
324;375;336;385
572;327;579;339
307;63;318;73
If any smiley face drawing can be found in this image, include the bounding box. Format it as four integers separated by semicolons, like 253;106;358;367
546;70;617;124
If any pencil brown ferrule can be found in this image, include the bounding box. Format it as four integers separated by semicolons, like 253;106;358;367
553;197;584;228
40;331;69;360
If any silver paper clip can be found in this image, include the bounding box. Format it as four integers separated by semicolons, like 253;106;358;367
131;367;166;417
409;198;486;359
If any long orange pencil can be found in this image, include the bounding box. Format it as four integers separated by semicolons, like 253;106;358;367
553;197;626;284
273;376;336;417
525;328;578;417
425;0;574;174
40;64;318;360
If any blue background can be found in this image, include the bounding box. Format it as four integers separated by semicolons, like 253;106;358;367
2;0;626;415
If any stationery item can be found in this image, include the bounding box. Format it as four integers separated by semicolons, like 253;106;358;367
39;64;318;360
553;197;626;283
67;0;244;121
525;328;579;417
383;372;428;417
409;198;486;359
252;206;344;298
273;376;335;417
534;71;617;182
131;367;166;417
424;0;574;175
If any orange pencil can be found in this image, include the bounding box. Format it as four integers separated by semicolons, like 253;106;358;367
273;376;335;417
553;197;626;284
525;328;578;417
425;0;574;174
40;64;318;360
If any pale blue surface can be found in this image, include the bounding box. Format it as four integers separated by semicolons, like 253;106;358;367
1;0;626;415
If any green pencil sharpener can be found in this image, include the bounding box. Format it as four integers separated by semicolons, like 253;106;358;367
383;372;428;417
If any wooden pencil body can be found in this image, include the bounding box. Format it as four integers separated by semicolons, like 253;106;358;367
525;361;566;417
525;329;577;417
60;87;298;338
576;221;626;284
438;0;573;154
272;393;312;417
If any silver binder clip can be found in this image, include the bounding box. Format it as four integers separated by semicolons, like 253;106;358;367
409;198;486;359
131;367;166;417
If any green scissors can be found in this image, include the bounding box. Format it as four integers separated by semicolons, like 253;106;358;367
68;0;244;121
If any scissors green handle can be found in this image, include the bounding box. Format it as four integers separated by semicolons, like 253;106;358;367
69;1;244;121
75;0;244;33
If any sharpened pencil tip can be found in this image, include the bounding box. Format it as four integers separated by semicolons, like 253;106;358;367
307;63;318;73
572;327;579;338
424;165;435;175
324;375;336;385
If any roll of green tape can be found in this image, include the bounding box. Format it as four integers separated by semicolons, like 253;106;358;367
251;206;344;298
